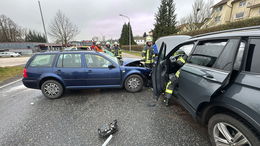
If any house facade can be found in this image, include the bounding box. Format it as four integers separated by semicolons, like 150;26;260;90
203;0;260;28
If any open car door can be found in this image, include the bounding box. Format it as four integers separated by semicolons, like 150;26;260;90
152;35;191;99
152;42;167;98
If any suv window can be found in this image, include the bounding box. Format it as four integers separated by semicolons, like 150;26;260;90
179;43;194;55
85;54;112;68
29;54;55;67
57;54;82;68
246;39;260;73
188;40;227;67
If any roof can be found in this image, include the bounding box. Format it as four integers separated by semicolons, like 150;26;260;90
212;0;228;8
189;30;260;42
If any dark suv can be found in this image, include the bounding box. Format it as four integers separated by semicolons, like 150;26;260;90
153;28;260;145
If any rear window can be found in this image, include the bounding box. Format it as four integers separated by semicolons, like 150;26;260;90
246;39;260;73
57;54;82;68
188;40;227;67
29;54;55;67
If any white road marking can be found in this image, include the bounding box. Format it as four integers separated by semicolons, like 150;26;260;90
102;135;113;146
0;78;22;89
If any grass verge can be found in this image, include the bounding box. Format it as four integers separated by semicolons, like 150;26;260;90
0;66;24;82
122;50;142;57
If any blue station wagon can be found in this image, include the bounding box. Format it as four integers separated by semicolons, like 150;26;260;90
23;51;151;99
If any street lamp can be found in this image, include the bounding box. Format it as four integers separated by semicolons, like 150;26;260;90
37;0;48;44
119;14;131;52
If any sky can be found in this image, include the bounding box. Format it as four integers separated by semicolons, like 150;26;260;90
0;0;219;42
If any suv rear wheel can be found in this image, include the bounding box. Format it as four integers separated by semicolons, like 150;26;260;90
124;74;143;93
208;114;259;146
41;80;64;99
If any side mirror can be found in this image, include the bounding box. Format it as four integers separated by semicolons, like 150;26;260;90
108;64;116;69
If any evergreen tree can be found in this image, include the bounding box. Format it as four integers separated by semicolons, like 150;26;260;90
25;30;46;42
153;0;178;42
119;23;136;45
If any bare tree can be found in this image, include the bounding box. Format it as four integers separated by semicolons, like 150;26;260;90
49;10;79;45
0;15;24;42
179;0;214;31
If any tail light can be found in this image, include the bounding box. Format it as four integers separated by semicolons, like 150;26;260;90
23;68;28;78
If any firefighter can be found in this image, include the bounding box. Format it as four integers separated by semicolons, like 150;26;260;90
164;49;188;106
105;42;112;52
142;37;155;68
94;42;104;52
112;42;122;59
90;41;96;51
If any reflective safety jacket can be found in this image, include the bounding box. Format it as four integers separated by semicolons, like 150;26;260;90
112;46;122;58
142;46;155;64
174;55;187;78
94;46;104;52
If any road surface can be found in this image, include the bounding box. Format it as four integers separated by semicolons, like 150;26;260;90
0;80;210;145
0;57;30;67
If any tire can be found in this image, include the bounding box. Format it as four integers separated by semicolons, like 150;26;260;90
41;80;64;99
124;74;143;93
208;114;259;146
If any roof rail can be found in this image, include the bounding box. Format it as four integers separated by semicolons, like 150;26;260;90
192;25;260;38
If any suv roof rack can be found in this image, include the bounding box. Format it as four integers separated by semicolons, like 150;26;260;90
192;25;260;38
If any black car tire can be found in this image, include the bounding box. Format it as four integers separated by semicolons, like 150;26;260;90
124;74;143;93
208;114;259;146
41;80;64;99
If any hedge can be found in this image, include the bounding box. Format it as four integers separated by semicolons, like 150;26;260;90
121;45;144;52
179;16;260;36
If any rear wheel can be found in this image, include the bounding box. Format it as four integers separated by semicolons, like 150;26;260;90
124;74;143;93
41;80;64;99
208;114;259;146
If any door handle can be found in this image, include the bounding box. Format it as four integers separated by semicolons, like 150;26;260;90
55;70;61;75
203;75;216;81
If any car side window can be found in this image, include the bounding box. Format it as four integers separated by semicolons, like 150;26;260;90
188;40;227;68
29;54;55;67
85;54;112;68
178;43;194;56
57;54;82;68
245;39;260;73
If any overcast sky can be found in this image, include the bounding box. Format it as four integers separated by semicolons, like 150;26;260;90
0;0;219;41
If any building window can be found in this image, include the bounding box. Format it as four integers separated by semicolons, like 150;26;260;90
215;16;221;22
239;1;246;7
235;12;244;19
215;6;223;12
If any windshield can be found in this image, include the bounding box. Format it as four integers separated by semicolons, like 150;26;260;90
101;52;119;65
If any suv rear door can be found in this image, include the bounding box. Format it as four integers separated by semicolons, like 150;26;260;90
176;38;241;111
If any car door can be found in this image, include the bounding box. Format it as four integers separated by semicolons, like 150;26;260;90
55;53;86;87
84;53;121;86
176;38;241;110
152;41;195;98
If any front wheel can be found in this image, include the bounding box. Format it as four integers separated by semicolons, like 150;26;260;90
124;74;143;93
208;114;259;146
41;80;64;99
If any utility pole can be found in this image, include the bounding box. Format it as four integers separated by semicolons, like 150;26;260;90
38;0;48;44
119;14;131;52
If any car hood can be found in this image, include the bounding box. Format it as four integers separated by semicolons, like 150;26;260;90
121;58;142;66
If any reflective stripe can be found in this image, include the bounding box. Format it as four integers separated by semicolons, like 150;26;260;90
175;70;180;78
165;89;173;94
178;57;186;63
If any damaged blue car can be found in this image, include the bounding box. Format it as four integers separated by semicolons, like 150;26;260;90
22;51;151;99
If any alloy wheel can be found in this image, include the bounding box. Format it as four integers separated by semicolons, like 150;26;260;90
43;83;60;97
213;122;251;146
127;77;141;89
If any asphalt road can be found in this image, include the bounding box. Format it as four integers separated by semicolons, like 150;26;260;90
0;80;210;146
